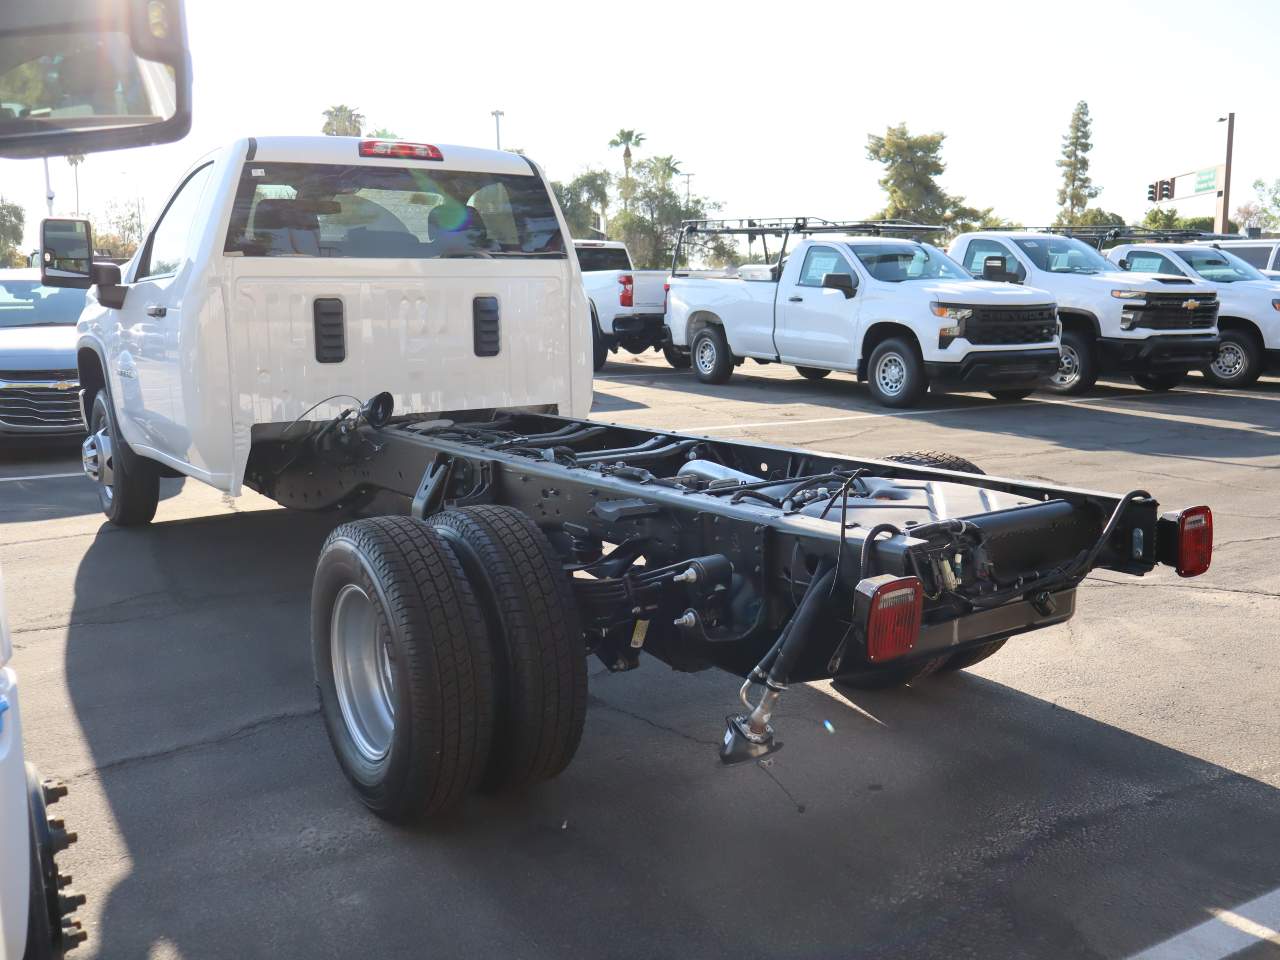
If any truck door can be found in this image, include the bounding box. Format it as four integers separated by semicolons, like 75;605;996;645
773;244;859;368
112;162;216;462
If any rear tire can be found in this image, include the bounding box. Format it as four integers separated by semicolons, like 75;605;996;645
885;451;984;475
866;337;926;407
795;366;831;380
1133;370;1184;392
591;305;608;372
692;326;734;384
312;517;495;821
989;388;1034;401
429;505;587;793
938;638;1008;673
85;389;160;526
1045;328;1097;395
1203;329;1263;387
662;343;691;369
835;656;948;690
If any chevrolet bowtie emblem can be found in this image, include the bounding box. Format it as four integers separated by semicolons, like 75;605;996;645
54;381;73;391
1183;300;1201;311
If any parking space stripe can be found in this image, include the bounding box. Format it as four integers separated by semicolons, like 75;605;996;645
1128;887;1280;959
0;472;83;484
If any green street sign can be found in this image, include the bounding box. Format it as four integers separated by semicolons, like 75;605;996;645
1195;168;1218;193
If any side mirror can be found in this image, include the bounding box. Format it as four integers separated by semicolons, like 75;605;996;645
0;0;192;160
821;272;856;298
41;218;93;288
981;256;1008;283
1117;258;1131;271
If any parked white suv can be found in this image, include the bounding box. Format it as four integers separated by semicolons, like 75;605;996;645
950;232;1220;394
1208;238;1280;280
667;226;1062;407
1106;243;1280;387
573;240;671;371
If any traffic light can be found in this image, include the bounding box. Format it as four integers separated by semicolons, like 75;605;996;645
1159;179;1175;201
1147;183;1158;202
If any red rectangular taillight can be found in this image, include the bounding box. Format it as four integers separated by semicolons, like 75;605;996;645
619;274;634;308
1175;505;1212;578
856;575;923;662
663;281;670;315
358;140;443;161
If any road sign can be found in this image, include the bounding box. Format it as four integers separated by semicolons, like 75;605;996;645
1195;167;1219;193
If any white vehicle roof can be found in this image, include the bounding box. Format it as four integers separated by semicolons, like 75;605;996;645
573;239;627;249
1208;238;1279;246
246;136;534;176
813;235;941;247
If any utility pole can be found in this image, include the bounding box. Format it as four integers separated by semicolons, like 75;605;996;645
491;109;504;151
1216;112;1234;234
42;157;55;217
681;172;694;207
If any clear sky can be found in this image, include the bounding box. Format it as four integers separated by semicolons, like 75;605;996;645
3;0;1278;249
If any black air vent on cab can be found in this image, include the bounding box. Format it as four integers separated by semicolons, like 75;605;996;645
313;298;346;363
473;296;500;357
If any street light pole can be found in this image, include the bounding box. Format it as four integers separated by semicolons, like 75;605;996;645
42;157;54;217
491;109;504;151
681;173;694;207
1216;112;1234;233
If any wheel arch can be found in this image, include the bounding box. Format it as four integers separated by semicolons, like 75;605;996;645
858;321;919;380
1217;315;1264;347
1057;308;1101;339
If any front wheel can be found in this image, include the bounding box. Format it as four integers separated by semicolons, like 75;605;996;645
83;390;159;526
1203;330;1263;387
691;326;734;384
662;343;691;369
1044;329;1097;395
866;337;926;407
1133;371;1184;392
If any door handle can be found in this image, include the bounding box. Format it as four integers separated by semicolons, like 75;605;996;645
787;296;803;303
146;305;167;317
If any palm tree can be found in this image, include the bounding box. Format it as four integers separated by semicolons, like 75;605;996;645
650;155;681;184
322;105;365;137
366;127;399;139
66;154;84;215
608;129;646;180
577;169;612;236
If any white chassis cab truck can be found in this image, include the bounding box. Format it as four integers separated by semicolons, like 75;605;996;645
1105;242;1280;387
665;218;1063;407
572;240;673;371
949;231;1221;394
0;569;84;960
40;139;1214;823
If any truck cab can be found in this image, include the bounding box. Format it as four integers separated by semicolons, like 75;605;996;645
1107;242;1280;387
950;232;1221;394
668;229;1061;407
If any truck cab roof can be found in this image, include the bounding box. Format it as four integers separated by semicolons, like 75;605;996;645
236;136;535;176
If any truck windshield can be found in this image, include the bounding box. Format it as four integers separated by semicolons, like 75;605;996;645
1175;248;1266;283
1012;236;1112;275
575;247;632;272
223;162;566;259
847;243;969;283
0;278;86;328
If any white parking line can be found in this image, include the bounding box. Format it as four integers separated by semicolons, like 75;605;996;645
0;472;83;484
1128;886;1280;959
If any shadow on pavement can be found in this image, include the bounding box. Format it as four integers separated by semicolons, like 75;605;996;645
60;509;1280;959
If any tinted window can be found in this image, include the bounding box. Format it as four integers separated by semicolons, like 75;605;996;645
0;279;86;328
1124;251;1184;275
224;163;565;259
798;245;854;286
139;163;214;279
962;238;1025;280
1176;248;1265;283
575;247;632;272
1224;245;1271;269
848;242;969;283
1012;236;1112;274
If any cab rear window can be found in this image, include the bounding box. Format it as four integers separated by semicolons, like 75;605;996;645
222;162;565;259
575;247;632;272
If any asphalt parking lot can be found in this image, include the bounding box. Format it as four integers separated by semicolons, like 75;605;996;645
3;359;1279;960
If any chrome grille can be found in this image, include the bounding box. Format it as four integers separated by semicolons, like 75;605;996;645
0;371;81;428
966;304;1058;345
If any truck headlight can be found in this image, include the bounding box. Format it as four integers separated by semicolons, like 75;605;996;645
930;303;973;320
1272;299;1280;312
1111;290;1146;300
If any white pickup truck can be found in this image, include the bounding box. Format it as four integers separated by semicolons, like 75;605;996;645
37;139;1212;825
1105;243;1280;387
666;220;1062;407
950;231;1221;394
572;239;670;371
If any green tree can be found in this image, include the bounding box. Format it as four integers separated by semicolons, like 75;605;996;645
66;154;85;215
608;129;646;211
365;127;399;139
1241;179;1280;231
608;158;734;269
0;198;24;268
1055;101;1101;225
322;104;365;137
552;168;612;238
1141;207;1180;230
865;123;989;235
1072;207;1124;227
91;200;145;259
